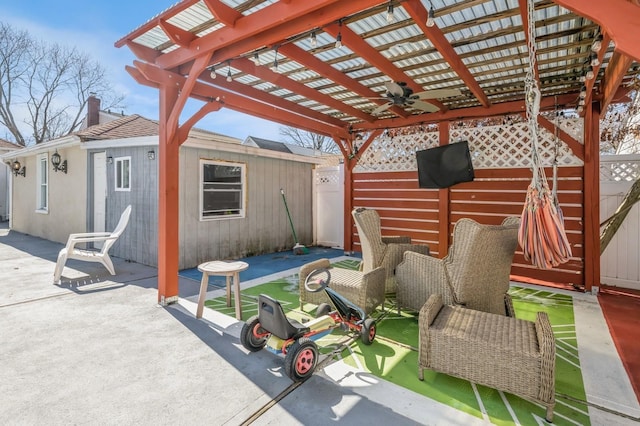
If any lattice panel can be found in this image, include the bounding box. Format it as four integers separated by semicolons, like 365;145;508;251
355;131;439;172
355;121;583;172
600;158;640;182
315;169;341;185
452;122;582;168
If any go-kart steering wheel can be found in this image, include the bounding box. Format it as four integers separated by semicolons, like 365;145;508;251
304;268;331;293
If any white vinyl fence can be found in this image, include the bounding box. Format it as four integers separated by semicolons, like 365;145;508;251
600;154;640;290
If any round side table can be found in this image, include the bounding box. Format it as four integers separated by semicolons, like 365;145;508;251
196;260;249;321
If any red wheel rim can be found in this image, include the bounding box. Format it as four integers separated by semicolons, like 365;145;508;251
295;348;315;374
369;325;376;341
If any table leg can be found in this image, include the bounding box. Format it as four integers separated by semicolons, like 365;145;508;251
226;275;232;307
196;272;208;319
233;272;242;320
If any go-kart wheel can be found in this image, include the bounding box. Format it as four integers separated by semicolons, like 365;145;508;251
315;303;331;318
361;318;376;345
240;315;268;352
284;338;318;382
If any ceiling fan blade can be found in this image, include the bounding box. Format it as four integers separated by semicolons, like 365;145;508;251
408;100;440;112
415;88;461;99
372;102;393;114
384;81;405;97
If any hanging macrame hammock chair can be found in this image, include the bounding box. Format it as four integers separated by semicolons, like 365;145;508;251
518;0;572;269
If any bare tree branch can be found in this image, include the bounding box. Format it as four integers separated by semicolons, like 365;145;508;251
0;21;125;146
279;126;339;153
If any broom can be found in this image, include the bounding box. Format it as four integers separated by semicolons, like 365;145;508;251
280;188;309;255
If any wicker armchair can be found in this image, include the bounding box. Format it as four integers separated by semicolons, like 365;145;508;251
352;207;430;294
395;217;519;316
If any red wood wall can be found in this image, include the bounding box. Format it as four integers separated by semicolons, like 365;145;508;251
349;166;585;289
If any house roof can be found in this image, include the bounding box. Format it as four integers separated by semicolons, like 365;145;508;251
75;114;160;140
243;136;324;157
0;139;20;149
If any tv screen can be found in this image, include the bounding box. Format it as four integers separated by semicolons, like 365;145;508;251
416;141;475;189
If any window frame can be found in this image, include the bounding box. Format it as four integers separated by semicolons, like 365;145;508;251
114;156;131;192
199;159;246;221
35;153;48;213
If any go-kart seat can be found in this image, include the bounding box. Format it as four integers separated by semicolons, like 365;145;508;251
258;294;310;340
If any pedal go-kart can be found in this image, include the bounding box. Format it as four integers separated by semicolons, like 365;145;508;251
240;267;377;382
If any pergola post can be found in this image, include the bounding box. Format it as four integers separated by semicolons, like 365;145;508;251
437;121;451;258
583;100;601;293
157;84;181;305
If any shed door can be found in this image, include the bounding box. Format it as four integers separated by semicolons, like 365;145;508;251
93;152;107;247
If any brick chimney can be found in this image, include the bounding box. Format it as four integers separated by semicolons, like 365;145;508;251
87;94;100;127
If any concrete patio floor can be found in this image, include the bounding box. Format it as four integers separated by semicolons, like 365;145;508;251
1;223;639;425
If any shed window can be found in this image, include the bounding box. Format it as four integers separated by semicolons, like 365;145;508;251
115;157;131;191
36;153;48;212
200;160;245;220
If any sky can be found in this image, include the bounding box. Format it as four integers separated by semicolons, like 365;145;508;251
1;0;284;142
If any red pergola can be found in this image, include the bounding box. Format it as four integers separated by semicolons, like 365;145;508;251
115;0;640;304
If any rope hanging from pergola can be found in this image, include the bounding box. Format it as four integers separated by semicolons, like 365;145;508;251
518;0;573;269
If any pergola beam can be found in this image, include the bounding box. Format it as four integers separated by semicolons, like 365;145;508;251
149;0;383;70
277;43;407;118
202;0;242;27
201;71;347;129
403;0;490;108
552;0;640;61
231;57;375;123
157;19;196;48
352;93;578;131
323;22;440;115
600;51;633;113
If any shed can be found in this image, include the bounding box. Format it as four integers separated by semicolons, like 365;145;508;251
1;103;324;270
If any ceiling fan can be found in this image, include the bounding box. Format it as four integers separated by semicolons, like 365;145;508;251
371;81;461;115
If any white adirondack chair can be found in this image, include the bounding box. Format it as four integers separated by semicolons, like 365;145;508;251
53;205;132;284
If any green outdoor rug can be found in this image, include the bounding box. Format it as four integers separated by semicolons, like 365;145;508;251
203;259;589;425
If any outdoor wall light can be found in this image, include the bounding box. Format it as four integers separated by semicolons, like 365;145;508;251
147;150;156;160
12;160;26;177
107;156;113;164
51;150;67;173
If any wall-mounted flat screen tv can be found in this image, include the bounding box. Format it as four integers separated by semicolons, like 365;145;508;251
416;141;475;189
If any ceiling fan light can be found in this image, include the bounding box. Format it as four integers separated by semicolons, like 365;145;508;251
426;6;436;27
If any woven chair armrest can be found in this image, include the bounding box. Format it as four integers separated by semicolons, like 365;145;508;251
505;294;516;317
299;258;331;289
535;311;556;404
501;216;521;227
420;294;443;326
385;243;431;273
382;235;411;244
